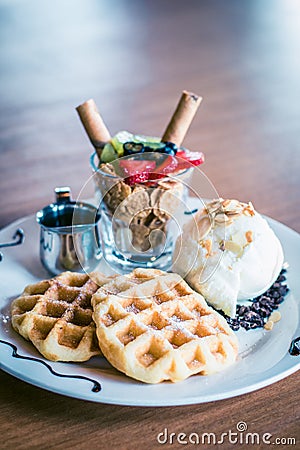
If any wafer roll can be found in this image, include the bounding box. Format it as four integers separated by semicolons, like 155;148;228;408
76;99;111;155
162;91;202;147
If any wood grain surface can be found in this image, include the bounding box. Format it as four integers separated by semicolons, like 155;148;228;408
0;0;299;449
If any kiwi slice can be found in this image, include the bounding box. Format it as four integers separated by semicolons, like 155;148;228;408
100;143;118;163
110;131;133;157
111;131;162;157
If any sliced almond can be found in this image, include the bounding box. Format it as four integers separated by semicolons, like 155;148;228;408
269;311;281;323
222;199;241;211
222;199;232;208
196;216;212;241
264;320;274;331
214;213;230;223
205;199;223;214
223;240;243;255
225;211;242;217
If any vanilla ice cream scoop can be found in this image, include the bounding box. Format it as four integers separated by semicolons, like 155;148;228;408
172;199;284;317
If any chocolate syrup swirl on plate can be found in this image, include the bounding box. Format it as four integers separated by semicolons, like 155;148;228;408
0;340;101;393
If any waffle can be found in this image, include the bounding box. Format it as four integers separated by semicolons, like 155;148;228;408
11;271;114;362
92;268;238;383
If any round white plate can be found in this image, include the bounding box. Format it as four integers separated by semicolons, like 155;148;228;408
0;202;299;406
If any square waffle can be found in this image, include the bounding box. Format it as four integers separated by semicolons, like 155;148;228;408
92;268;238;383
11;271;114;362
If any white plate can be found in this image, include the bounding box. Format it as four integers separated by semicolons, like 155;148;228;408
0;202;299;406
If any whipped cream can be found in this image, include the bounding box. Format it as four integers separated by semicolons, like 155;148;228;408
173;199;284;317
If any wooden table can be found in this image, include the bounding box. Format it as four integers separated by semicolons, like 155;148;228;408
0;0;299;448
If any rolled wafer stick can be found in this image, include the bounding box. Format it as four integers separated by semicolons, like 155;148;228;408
76;99;111;157
161;90;202;147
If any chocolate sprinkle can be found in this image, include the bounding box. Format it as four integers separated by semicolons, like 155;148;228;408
220;268;289;331
289;337;300;356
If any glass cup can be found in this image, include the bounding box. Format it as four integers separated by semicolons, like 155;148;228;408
90;152;193;273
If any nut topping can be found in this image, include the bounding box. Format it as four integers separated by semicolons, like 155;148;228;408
203;198;256;229
196;216;212;241
269;311;281;323
245;230;253;243
220;240;243;256
205;199;223;215
201;238;212;257
214;213;230;224
264;320;274;331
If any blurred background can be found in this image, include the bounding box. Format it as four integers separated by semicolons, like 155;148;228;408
1;0;300;229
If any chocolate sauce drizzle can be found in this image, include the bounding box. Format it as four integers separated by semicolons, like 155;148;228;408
0;228;25;262
0;340;101;393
